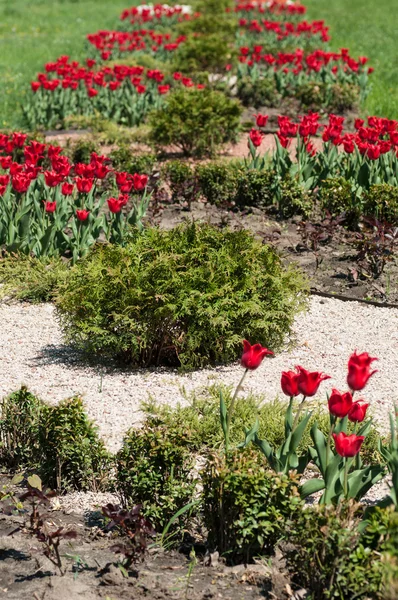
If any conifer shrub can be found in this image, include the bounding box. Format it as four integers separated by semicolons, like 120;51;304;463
56;222;308;369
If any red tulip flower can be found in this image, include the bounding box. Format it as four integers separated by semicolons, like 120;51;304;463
249;129;263;148
347;351;378;391
76;177;94;194
107;197;123;214
62;182;74;196
44;200;56;213
241;340;273;370
281;370;300;397
296;366;331;397
256;114;268;128
76;209;90;222
333;432;365;457
348;402;369;423
132;173;148;191
328;389;353;418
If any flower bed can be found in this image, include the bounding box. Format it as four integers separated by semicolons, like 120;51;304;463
0;133;149;260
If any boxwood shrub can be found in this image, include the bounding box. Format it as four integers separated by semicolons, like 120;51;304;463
56;223;308;369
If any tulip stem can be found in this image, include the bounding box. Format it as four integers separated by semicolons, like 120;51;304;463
226;369;248;452
343;458;349;497
325;419;336;471
292;396;307;430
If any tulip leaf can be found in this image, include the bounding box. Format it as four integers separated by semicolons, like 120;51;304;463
290;411;312;453
284;396;294;436
219;390;228;444
300;477;325;499
347;466;385;500
239;420;259;448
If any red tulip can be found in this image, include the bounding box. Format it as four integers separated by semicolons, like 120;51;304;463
296;366;331;397
62;182;74;196
256;114;268;128
45;170;63;187
44;200;56;213
132;173;148;191
347;351;378;391
328;389;353;418
76;177;94;193
107;197;123;214
333;432;364;457
76;209;90;222
241;340;273;370
348;402;369;423
281;370;300;397
249;129;263;147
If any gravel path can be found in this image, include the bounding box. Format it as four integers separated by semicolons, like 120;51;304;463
0;296;397;453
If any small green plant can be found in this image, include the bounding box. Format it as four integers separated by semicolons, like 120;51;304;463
56;222;308;368
38;396;112;492
116;423;196;533
237;76;280;108
149;88;242;157
234;168;275;208
278;176;313;218
320;177;356;219
162;160;199;206
173;34;236;77
378;408;398;508
196;161;238;206
0;387;111;492
202;448;303;561
363;184;398;224
68;138;99;165
286;502;388;599
0;387;43;469
110;147;157;176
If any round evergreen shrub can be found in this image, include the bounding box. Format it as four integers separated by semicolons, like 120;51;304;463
148;88;242;157
196;161;238;206
56;223;308;369
363;184;398;224
234;168;275;208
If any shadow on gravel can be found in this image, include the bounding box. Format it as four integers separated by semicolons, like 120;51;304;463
0;549;31;562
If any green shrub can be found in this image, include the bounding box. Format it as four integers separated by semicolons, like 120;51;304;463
162;160;198;205
38;397;112;492
278;176;313;218
237;76;279;108
196;161;238;206
173;34;236;77
286;503;392;599
0;387;111;492
320;177;355;217
0;254;68;303
234;168;275;208
202;449;303;560
0;387;42;470
327;83;360;113
56;222;308;368
363;184;398;224
116;423;196;532
67;138;99;165
110;146;157;176
149;88;242;157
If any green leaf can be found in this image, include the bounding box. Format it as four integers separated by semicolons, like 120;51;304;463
27;474;42;491
300;477;325;499
219;389;228;444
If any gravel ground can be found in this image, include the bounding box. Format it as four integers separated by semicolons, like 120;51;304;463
0;295;396;511
0;296;397;453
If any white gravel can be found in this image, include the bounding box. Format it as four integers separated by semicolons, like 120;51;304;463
0;296;397;455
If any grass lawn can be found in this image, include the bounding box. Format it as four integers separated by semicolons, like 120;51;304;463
0;0;134;129
306;0;398;119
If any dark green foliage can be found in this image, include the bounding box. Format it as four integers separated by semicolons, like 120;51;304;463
56;223;308;368
0;387;111;492
196;161;238;206
202;449;303;560
237;76;280;108
0;387;42;469
362;507;398;599
162;160;198;205
109;146;157;176
320;177;355;217
38;397;112;492
278;176;313;218
363;184;398;224
67;138;99;165
0;254;69;303
234;168;275;208
172;33;236;77
149;88;242;157
116;423;196;532
286;503;393;599
296;82;360;112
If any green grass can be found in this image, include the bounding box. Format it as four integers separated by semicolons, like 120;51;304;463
306;0;398;119
0;0;134;129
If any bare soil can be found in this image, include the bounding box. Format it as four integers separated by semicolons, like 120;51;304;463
0;509;289;600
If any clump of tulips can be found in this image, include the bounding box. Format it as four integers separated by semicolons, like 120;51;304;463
220;340;395;506
0;134;150;261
